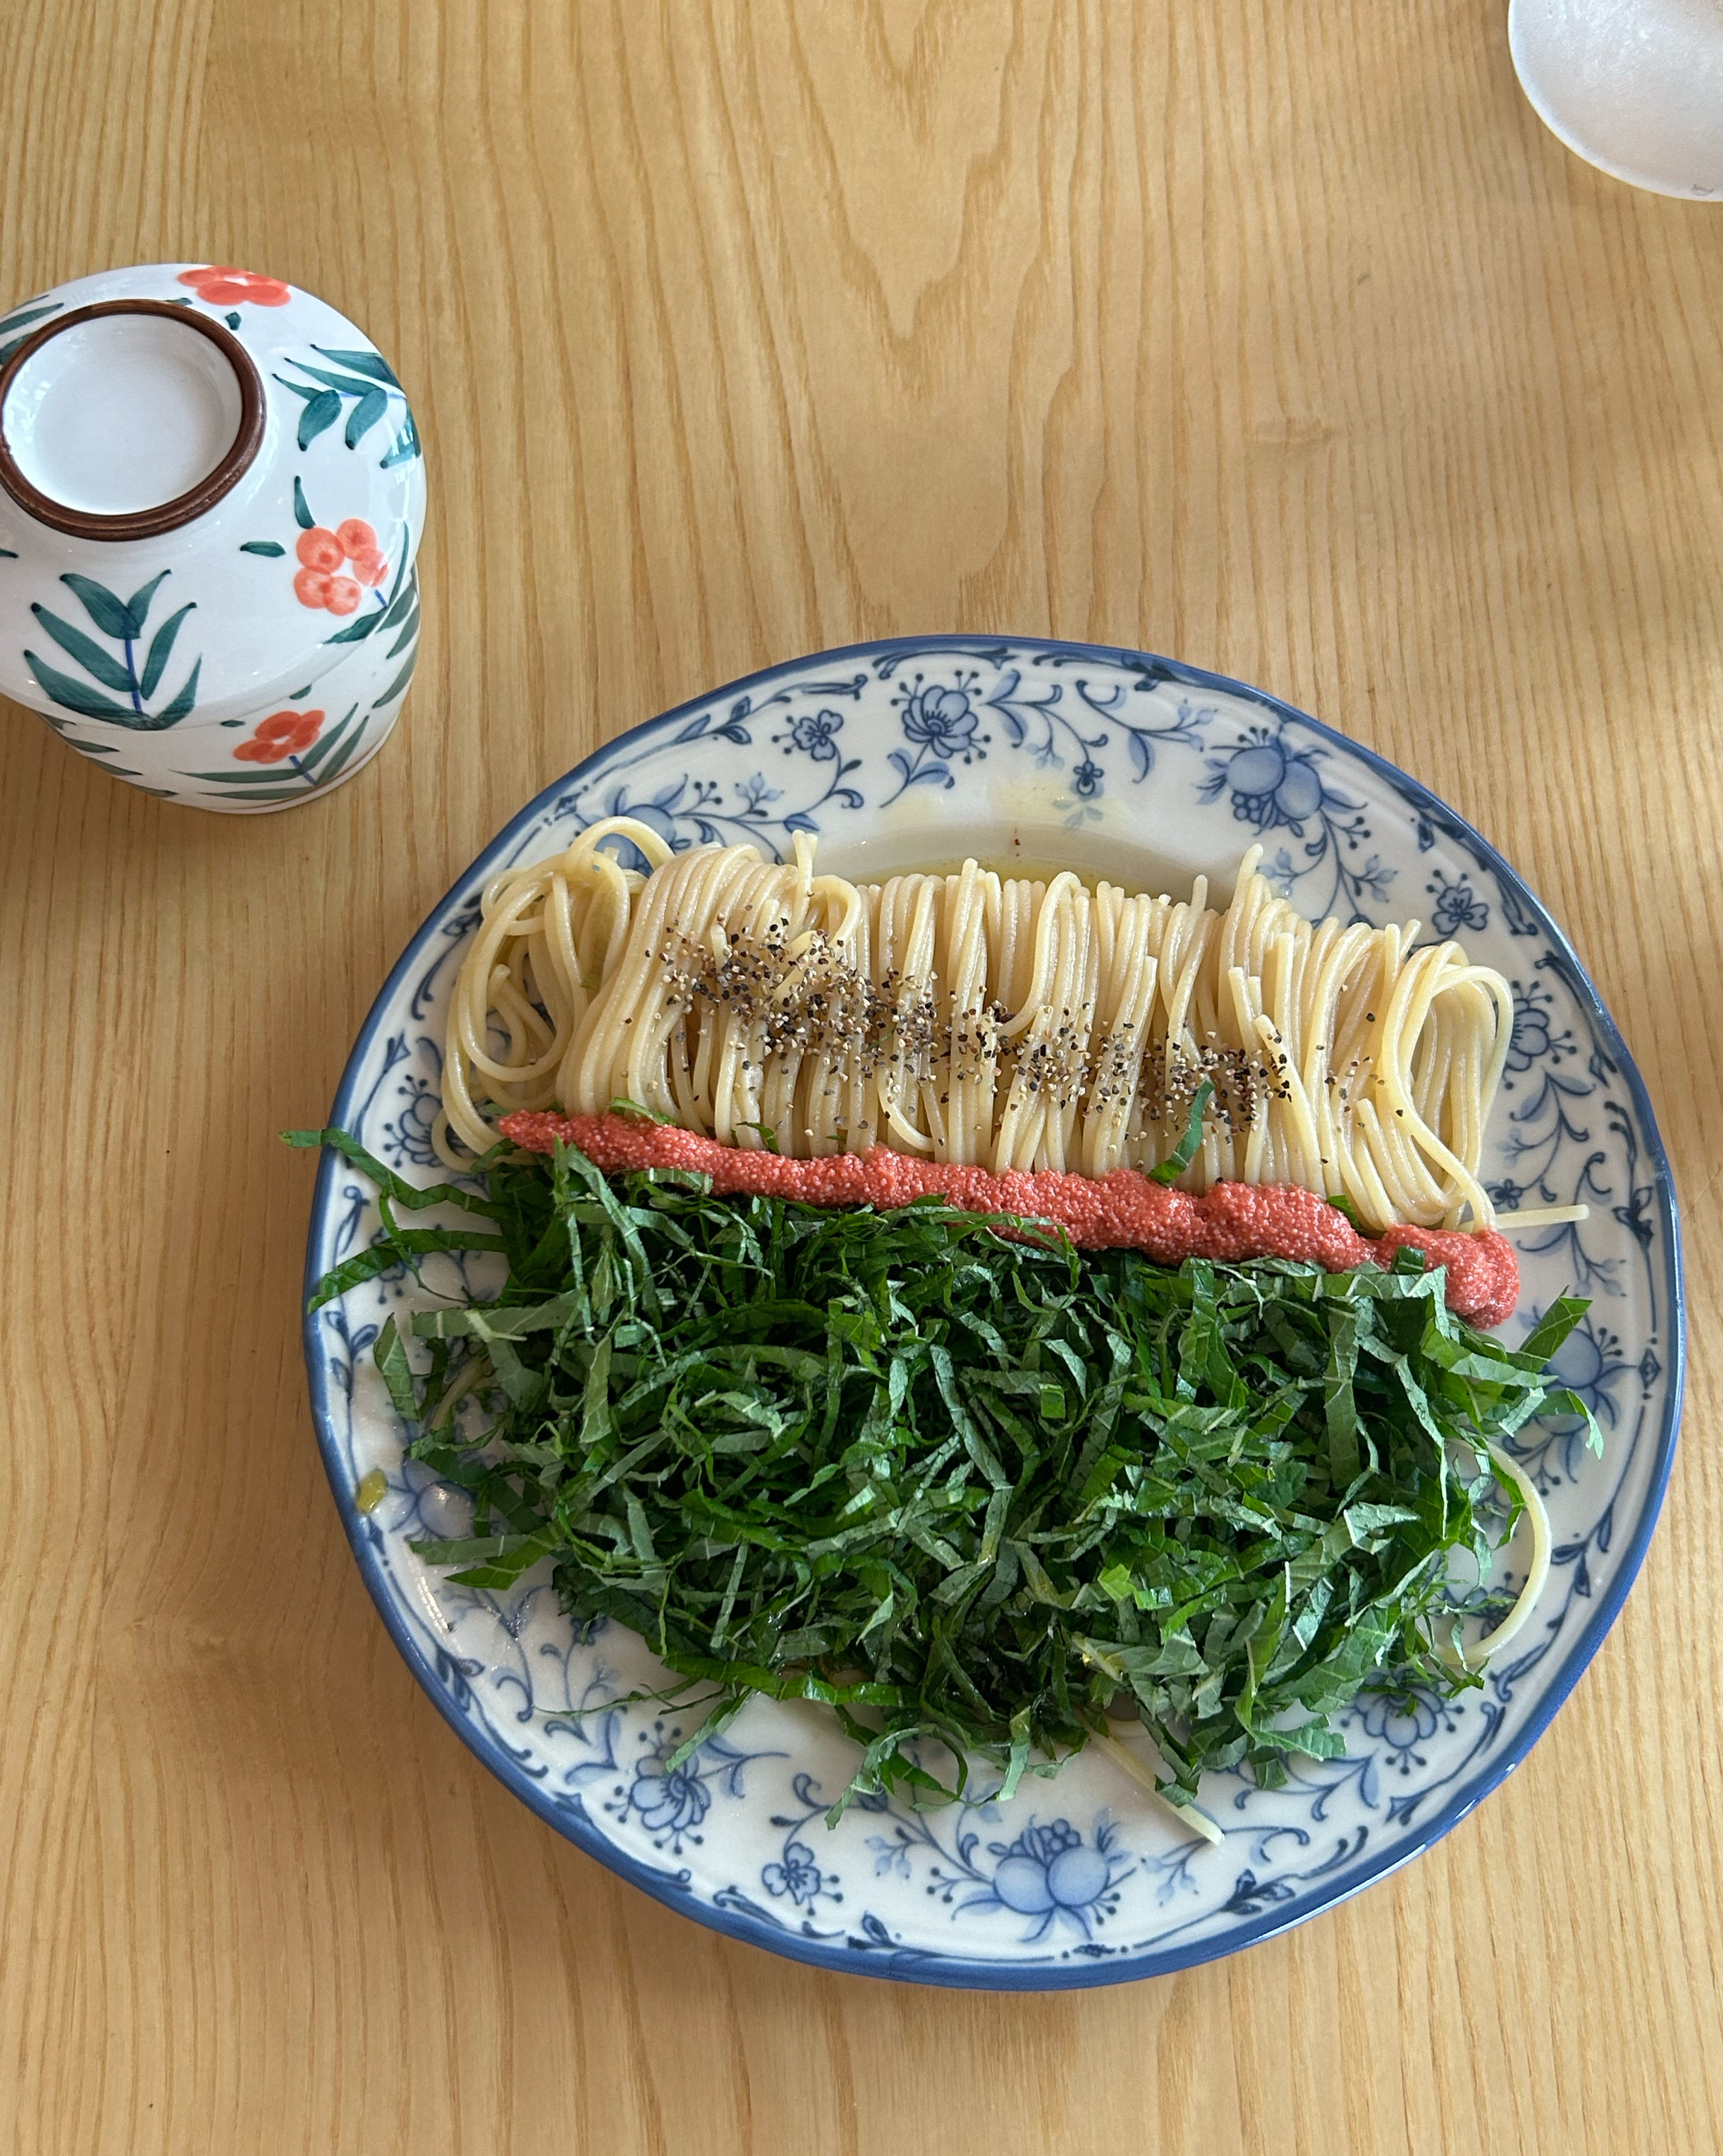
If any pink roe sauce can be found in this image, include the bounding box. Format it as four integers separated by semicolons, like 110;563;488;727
498;1111;1519;1329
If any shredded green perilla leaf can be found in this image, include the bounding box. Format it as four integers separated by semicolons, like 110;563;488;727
293;1129;1600;1820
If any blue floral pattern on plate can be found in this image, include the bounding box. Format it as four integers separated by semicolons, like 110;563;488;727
301;636;1682;1991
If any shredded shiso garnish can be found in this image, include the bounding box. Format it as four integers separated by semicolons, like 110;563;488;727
292;1127;1598;1825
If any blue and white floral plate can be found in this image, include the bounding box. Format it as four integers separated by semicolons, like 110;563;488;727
302;637;1681;1989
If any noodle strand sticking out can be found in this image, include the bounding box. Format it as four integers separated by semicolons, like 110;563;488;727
435;823;1510;1232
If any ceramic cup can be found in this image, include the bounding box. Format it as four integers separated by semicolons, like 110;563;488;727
0;263;426;810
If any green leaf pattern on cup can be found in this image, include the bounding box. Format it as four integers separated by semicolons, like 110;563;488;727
272;345;421;467
0;296;62;368
23;571;202;729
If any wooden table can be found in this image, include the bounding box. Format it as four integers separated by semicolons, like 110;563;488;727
4;5;1719;2151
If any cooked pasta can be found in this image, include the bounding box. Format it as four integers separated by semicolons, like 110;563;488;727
434;819;1514;1232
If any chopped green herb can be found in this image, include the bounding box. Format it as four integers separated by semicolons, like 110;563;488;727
1148;1079;1214;1185
608;1096;671;1124
283;1129;511;1306
299;1136;1592;1818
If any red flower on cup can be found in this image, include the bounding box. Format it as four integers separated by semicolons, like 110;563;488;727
176;265;292;308
233;709;325;764
293;520;387;615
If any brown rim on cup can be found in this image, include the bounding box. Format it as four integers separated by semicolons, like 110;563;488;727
0;298;267;542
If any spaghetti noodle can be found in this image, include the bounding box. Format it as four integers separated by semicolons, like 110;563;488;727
435;820;1513;1234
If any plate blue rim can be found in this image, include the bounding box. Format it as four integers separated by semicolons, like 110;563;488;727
301;634;1684;1990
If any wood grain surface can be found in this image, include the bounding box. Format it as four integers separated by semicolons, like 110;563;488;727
2;4;1720;2151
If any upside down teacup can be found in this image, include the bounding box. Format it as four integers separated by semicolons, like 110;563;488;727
0;262;426;810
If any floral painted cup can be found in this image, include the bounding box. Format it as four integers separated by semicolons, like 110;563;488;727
0;263;426;810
